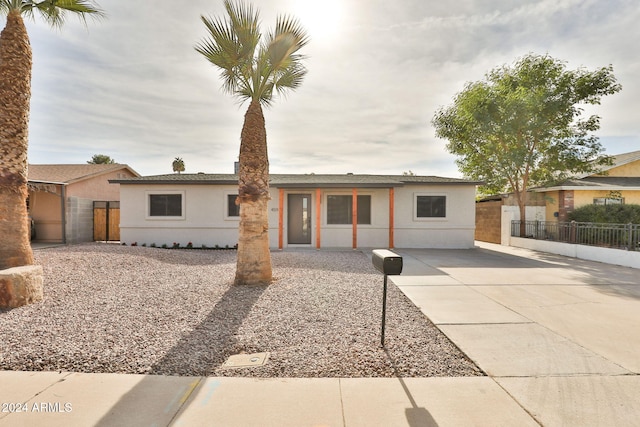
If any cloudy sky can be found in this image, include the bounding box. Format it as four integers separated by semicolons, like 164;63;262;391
8;0;640;177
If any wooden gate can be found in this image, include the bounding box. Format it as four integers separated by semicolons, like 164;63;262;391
94;201;120;241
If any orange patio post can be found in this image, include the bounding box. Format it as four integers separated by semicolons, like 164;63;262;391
316;189;321;249
352;188;358;249
278;188;284;249
389;187;395;249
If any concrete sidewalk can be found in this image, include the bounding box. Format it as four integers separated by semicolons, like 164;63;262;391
1;242;639;426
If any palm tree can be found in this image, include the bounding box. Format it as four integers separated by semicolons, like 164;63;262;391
0;1;103;270
172;157;185;174
196;0;308;285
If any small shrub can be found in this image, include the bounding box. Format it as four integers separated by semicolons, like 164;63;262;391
161;243;168;249
150;243;156;248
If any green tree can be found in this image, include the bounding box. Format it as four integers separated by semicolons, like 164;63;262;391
172;157;185;174
196;0;308;285
88;154;116;164
432;54;621;229
0;1;104;270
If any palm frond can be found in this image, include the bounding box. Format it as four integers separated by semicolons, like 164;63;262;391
196;0;308;107
273;61;307;95
265;15;308;69
224;0;260;59
196;4;260;101
9;0;104;28
274;14;309;51
197;16;240;70
0;0;20;13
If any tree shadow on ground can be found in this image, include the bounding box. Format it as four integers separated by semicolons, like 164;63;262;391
94;282;267;426
149;283;269;375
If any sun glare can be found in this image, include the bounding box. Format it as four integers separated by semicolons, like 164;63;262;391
294;0;344;42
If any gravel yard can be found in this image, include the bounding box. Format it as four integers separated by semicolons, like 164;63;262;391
0;243;482;378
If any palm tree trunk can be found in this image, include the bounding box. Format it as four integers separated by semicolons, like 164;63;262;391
0;11;34;270
235;99;272;285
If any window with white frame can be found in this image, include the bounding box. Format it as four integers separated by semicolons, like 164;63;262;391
226;193;240;217
593;197;624;205
415;194;446;218
327;195;371;224
147;192;184;218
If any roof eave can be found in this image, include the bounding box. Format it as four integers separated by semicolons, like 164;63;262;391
27;179;67;186
109;179;238;185
68;164;140;184
273;183;399;188
533;185;640;192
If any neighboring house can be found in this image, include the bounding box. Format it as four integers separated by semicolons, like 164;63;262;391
110;173;481;249
474;150;640;244
531;150;640;222
28;164;140;243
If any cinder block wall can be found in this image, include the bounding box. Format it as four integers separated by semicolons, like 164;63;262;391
475;200;503;243
66;197;94;243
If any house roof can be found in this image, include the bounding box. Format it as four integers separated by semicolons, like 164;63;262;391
599;150;640;174
109;173;481;188
533;176;640;192
572;150;640;179
533;150;640;192
28;164;140;185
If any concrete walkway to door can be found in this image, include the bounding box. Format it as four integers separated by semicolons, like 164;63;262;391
392;241;640;426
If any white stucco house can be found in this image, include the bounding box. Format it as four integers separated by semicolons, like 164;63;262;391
109;173;480;249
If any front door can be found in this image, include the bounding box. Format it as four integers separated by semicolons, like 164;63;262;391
288;194;312;244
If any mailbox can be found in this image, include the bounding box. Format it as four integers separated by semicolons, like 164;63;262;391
372;249;403;276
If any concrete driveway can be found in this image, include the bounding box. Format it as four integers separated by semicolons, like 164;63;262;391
392;241;640;427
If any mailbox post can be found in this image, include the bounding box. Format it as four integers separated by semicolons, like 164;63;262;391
372;249;403;347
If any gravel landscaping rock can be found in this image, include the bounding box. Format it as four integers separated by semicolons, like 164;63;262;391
0;243;483;378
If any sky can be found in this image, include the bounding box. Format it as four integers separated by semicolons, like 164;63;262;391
6;0;640;178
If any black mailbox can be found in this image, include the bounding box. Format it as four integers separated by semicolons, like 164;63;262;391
372;249;403;275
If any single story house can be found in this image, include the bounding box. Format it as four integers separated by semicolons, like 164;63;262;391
110;173;481;249
531;150;640;222
28;164;140;243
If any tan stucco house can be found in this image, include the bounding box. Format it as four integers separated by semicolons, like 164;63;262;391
110;173;481;249
28;164;140;243
531;150;640;222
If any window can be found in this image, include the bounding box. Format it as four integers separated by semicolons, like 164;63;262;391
227;194;240;217
149;194;182;217
416;195;446;218
593;197;624;205
327;195;371;224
